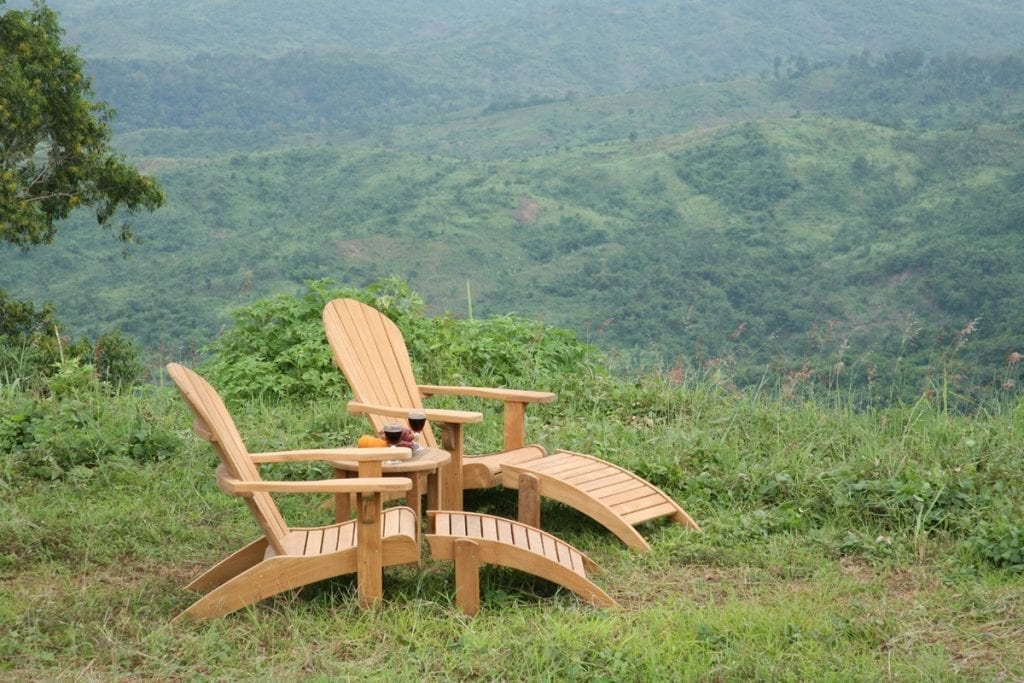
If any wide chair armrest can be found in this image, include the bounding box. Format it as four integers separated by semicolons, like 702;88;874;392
418;385;555;451
216;464;412;496
418;385;556;404
346;401;483;425
248;447;411;464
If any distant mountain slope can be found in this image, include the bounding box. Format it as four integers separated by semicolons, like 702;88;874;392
3;0;1024;396
3;113;1022;394
22;1;1024;104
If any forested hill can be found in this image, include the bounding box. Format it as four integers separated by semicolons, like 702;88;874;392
2;0;1024;400
21;0;1024;144
4;65;1024;397
40;1;1024;72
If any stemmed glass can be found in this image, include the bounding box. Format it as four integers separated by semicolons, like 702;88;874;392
408;409;427;452
383;422;404;464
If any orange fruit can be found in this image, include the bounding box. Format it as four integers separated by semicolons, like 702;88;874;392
357;435;387;448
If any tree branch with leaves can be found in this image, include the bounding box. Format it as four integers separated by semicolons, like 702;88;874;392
0;0;163;247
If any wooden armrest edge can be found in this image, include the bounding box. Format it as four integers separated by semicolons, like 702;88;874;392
216;469;413;495
418;384;556;404
347;401;482;424
249;447;411;464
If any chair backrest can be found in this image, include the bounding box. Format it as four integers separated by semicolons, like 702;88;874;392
166;363;291;555
322;298;438;449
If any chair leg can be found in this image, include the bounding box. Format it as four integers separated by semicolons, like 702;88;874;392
405;473;424;528
173;555;316;622
333;467;353;522
356;491;383;608
454;538;481;616
185;538;268;594
426;470;441;512
516;472;541;529
439;423;465;511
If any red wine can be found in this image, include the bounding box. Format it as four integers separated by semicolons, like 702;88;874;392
408;416;427;432
383;424;404;445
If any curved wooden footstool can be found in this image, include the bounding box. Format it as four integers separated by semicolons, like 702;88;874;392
499;449;701;551
427;511;618;615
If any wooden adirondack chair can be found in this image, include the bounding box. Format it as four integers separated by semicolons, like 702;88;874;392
167;363;420;622
322;298;700;551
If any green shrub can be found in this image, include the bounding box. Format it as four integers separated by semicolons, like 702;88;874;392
1;291;143;392
0;365;177;482
966;510;1024;571
201;278;409;401
202;277;605;401
92;331;144;389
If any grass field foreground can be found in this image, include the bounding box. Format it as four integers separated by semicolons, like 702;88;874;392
2;371;1023;680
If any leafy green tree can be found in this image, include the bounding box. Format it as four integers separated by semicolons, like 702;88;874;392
0;0;163;247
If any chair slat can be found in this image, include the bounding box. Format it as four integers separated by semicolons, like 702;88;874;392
511;520;528;549
562;465;624;486
575;472;634;493
466;512;483;538
397;508;416;539
523;527;540;554
339;519;356;549
305;529;325;555
431;512;449;535
595;481;651;505
622;502;680;525
481;515;498;541
451;512;467;536
540;533;557;562
322;524;341;554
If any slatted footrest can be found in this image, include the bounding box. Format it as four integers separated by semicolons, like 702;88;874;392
500;449;700;551
426;511;617;615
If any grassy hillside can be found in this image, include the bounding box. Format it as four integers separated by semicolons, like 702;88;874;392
2;299;1023;678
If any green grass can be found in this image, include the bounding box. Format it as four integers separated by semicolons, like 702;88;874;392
3;373;1023;680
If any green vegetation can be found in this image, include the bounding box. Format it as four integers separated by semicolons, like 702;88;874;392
203;278;599;403
47;1;1024;96
2;287;1023;678
6;106;1024;402
2;3;1024;401
0;290;144;392
0;0;163;246
3;2;1024;676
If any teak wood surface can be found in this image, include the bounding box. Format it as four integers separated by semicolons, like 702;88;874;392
167;363;420;621
427;511;618;615
322;298;699;549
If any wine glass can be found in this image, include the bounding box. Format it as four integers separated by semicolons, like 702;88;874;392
408;409;427;451
383;422;404;463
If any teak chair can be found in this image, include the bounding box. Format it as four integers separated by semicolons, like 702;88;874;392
322;298;700;551
167;363;420;622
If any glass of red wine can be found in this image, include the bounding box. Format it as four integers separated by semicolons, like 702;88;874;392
408;409;427;451
383;422;404;463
